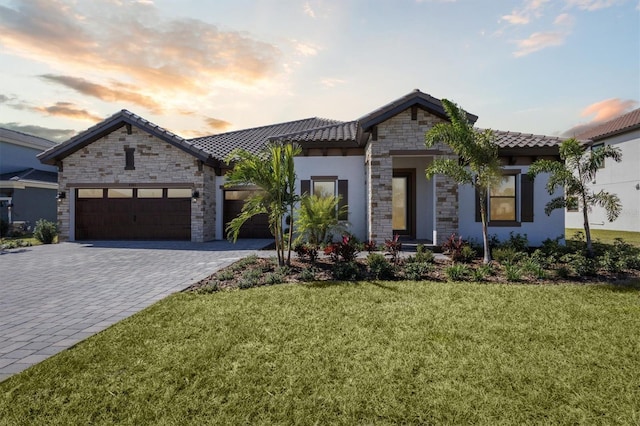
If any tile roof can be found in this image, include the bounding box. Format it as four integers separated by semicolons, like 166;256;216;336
490;129;565;148
575;108;640;141
269;121;359;144
39;110;213;165
0;168;58;184
189;117;343;160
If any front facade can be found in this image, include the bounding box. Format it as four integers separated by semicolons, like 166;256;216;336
565;109;640;233
39;89;565;245
0;128;58;229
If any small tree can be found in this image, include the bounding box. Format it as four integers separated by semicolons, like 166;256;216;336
425;99;502;264
225;142;300;266
295;193;347;246
528;138;622;257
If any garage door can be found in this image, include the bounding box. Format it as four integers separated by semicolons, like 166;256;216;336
223;190;271;239
75;188;191;240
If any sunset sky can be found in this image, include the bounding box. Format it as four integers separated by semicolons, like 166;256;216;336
0;0;638;142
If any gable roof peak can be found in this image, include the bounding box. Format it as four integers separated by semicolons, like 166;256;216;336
358;89;478;130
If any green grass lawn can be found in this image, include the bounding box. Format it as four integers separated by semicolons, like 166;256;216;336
1;282;639;425
567;228;640;246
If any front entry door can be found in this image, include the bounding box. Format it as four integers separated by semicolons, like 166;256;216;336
392;169;415;239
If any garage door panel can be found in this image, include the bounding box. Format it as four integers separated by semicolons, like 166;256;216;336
223;191;271;239
76;190;190;240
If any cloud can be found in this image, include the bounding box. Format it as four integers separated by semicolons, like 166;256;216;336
0;122;76;142
562;98;639;136
0;0;283;112
501;0;551;25
204;117;232;132
513;13;574;56
34;102;103;122
565;0;624;10
40;74;163;113
320;78;346;88
293;40;320;57
303;2;316;18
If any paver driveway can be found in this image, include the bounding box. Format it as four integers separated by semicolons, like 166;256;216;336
0;239;270;381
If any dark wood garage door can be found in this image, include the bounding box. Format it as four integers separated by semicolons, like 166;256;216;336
75;188;191;240
223;190;271;239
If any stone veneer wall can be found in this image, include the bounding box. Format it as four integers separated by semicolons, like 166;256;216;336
366;108;458;242
56;125;212;242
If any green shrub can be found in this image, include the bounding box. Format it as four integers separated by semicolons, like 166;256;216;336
415;244;435;263
472;263;494;282
298;267;317;282
492;247;524;264
504;263;523;282
562;253;597;277
445;263;470;281
295;194;347;246
459;245;476;263
366;253;395;280
404;262;432;281
265;272;285;285
196;280;219;294
217;269;235;281
33;219;58;244
500;232;529;251
238;268;262;289
555;265;571;279
541;236;569;257
331;261;362;281
233;255;259;271
520;258;547;279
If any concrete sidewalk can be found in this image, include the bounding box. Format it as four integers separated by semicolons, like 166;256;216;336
0;239;270;382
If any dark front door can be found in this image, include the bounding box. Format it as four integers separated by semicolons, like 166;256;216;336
392;169;416;239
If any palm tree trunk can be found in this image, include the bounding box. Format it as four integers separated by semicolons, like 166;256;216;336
480;190;491;264
581;195;593;257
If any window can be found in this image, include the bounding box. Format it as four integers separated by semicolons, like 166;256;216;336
476;172;534;225
77;188;103;198
125;148;135;170
167;188;191;198
137;188;163;198
301;177;348;220
108;188;133;198
489;176;516;221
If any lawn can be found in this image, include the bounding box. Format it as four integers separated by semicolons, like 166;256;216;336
1;281;639;425
566;228;640;246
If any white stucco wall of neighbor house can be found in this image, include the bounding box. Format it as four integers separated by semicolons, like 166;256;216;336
566;129;640;233
294;156;367;241
458;167;565;247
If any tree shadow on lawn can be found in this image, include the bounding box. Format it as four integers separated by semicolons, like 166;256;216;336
304;280;399;292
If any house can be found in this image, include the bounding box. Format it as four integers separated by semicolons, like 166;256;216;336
0;128;58;231
38;89;565;245
565;109;640;233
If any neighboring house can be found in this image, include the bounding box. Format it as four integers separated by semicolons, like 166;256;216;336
565;109;640;233
0;128;58;229
38;89;565;245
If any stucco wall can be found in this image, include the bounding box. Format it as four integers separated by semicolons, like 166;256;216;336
365;108;457;241
565;129;640;233
458;168;565;246
0;141;58;174
57;125;211;242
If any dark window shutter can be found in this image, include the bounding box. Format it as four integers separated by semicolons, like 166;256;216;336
337;180;348;220
475;187;486;222
521;174;534;222
301;180;310;196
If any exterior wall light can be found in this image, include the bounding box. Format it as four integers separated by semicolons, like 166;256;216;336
192;190;200;201
57;191;66;201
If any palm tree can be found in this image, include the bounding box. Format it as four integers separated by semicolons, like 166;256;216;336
528;138;622;257
224;142;301;266
425;99;502;264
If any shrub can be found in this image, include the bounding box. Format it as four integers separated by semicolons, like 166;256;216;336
295;194;347;246
504;263;523;282
492;247;524;264
233;255;259;271
520;258;547;279
445;263;470;281
366;253;395;280
442;233;465;261
33;219;58;244
197;280;219;294
294;244;319;263
414;244;435;263
555;265;571;279
217;269;235;281
404;262;432;281
238;268;262;289
459;245;476;263
501;232;529;251
331;261;362;281
541;236;569;257
324;234;360;263
364;240;378;252
298;267;317;282
472;263;494;282
265;272;285;285
562;253;597;277
599;251;624;273
384;234;402;265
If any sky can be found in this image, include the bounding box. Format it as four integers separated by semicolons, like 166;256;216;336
0;0;638;142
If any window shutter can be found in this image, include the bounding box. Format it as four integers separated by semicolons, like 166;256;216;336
337;180;348;220
301;180;310;196
475;187;486;222
521;174;534;222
